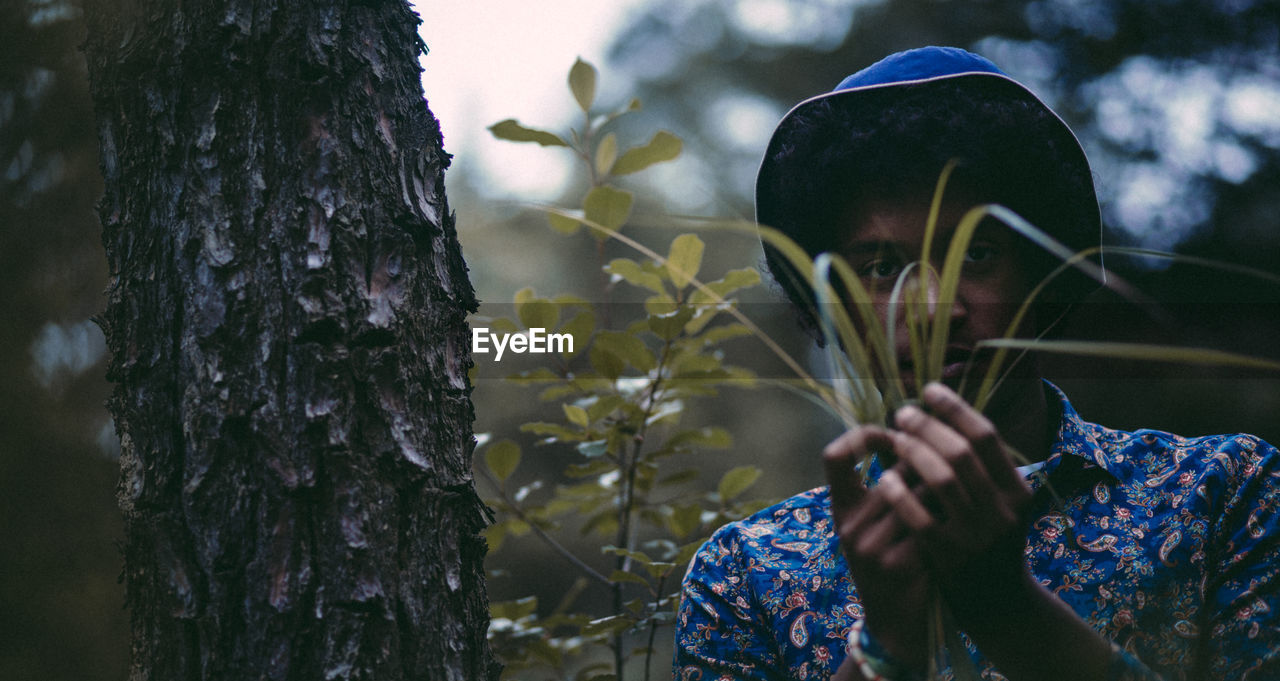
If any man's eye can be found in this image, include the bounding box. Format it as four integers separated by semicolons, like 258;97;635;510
965;244;999;265
858;259;902;280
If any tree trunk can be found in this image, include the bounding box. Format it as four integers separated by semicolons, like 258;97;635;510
81;1;497;679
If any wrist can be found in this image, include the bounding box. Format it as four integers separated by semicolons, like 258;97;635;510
846;619;924;681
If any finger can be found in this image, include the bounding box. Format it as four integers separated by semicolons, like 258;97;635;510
886;428;975;520
877;468;935;533
823;426;894;513
849;500;904;561
920;382;1024;491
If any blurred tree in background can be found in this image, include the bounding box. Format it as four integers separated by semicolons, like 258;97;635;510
4;1;1280;679
0;1;125;679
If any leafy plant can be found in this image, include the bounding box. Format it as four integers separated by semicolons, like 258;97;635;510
477;58;773;681
475;58;1280;681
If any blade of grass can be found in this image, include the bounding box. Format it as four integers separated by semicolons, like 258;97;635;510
979;339;1280;372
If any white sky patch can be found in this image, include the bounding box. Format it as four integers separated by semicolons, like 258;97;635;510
415;0;649;198
728;0;860;50
704;93;782;153
1224;79;1280;143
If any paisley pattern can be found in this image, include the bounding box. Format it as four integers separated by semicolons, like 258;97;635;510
674;385;1280;680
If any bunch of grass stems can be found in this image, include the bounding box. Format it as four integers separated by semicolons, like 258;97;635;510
540;161;1280;680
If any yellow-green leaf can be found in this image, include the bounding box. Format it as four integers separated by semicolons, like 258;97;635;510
558;310;594;357
644;293;677;315
489;119;567;147
718;466;761;501
667;504;703;539
563;403;589;428
666;234;704;289
689;268;762;304
605;258;666;294
648;306;696;340
516;297;559;331
594;330;657;372
595;132;618;176
481;523;506;552
583;185;633;237
589;344;625;380
485;440;521;483
490;595;538;620
569;58;597;112
547;211;581;235
612;130;683;175
609;569;651;588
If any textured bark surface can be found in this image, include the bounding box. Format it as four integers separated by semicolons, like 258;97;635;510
81;1;497;679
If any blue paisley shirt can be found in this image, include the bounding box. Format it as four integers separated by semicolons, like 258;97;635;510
674;386;1280;680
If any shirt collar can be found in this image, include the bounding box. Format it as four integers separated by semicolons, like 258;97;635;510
1042;381;1123;482
862;381;1123;484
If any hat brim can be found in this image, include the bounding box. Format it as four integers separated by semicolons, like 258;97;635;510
754;70;1099;250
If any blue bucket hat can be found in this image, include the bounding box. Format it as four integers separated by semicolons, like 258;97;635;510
755;46;1102;299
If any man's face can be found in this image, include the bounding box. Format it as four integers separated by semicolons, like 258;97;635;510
837;199;1038;397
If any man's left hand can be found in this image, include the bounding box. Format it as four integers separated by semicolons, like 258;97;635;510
883;382;1036;616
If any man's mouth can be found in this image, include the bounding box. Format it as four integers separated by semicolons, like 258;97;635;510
897;347;977;384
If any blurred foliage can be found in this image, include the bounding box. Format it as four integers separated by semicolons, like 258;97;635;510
609;0;1280;262
477;59;775;681
0;1;126;680
603;0;1280;443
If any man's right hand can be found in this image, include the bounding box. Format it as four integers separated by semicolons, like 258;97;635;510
823;425;933;671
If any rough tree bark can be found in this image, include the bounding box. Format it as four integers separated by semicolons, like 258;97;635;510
81;1;497;679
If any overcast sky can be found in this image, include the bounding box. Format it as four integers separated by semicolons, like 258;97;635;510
415;0;649;198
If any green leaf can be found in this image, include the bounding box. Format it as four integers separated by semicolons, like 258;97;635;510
667;503;703;539
602;545;654;564
689;268;762;304
605;258;667;294
595;132;618;176
481;522;506;552
516;297;559;331
490;595;538;620
485;440;521;483
563;403;589;428
666;234;704;289
489;119;567;147
717;466;762;502
520;421;584;441
587;395;626;422
648;306;697;341
569;58;597;112
582;614;630;638
558;309;594;357
644;293;677;315
666;426;732;449
694;323;754;347
609;569;651;588
612;130;683;175
589;344;625;380
593;331;657;372
583;185;633;237
547;211;582;235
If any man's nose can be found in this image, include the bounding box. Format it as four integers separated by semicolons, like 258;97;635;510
920;273;966;323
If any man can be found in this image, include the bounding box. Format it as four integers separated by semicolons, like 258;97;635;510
674;47;1280;681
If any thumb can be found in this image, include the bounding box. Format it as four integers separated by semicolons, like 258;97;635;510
822;426;892;513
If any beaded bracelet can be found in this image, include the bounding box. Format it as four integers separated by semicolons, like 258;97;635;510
845;619;919;681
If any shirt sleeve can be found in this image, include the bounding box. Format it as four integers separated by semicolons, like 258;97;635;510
1199;436;1280;680
673;527;784;681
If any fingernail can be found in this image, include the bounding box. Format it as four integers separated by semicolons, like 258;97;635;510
895;405;922;428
